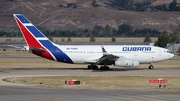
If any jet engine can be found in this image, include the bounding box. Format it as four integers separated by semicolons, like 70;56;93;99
114;58;139;67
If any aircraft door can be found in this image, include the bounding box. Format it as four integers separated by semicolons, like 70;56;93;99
158;49;162;56
134;50;138;56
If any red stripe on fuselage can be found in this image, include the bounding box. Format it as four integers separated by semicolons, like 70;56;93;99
15;17;54;61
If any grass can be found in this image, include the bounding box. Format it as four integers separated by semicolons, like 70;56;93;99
5;76;180;89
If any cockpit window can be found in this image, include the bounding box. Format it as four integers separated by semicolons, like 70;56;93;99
167;51;172;54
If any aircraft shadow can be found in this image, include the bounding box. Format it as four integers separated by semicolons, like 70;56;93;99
0;71;8;73
92;68;144;72
13;67;145;72
14;67;87;70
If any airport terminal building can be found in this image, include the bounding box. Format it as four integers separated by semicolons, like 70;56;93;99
167;43;180;52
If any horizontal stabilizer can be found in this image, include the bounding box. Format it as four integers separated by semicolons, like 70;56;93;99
6;45;24;49
30;47;47;53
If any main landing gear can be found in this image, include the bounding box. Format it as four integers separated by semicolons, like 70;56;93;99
87;64;110;70
87;64;98;70
100;66;110;70
148;64;154;69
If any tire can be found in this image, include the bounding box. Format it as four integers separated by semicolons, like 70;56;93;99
149;65;154;69
88;65;92;69
93;66;98;70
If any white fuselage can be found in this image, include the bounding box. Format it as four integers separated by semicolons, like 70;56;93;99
55;44;174;64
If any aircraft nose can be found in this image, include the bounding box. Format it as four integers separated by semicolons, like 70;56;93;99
167;53;174;59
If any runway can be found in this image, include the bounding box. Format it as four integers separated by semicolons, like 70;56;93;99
0;86;180;101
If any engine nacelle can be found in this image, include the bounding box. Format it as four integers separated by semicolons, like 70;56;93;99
114;58;139;67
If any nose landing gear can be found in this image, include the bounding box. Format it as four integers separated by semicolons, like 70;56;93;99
149;64;154;69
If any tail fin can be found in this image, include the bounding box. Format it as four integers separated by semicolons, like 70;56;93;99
13;14;49;48
13;14;55;60
13;14;73;63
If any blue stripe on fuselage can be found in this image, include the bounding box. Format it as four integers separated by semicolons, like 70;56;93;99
26;26;45;37
39;40;73;63
16;15;30;23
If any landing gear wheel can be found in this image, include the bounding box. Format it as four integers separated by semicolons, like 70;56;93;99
93;65;98;70
87;65;98;70
87;65;92;69
148;65;154;69
100;66;110;70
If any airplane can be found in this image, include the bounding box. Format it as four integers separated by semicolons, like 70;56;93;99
6;45;29;51
13;14;174;70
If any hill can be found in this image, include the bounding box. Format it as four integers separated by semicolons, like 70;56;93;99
1;0;180;33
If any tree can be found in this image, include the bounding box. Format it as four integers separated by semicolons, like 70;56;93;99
111;36;116;42
6;38;12;42
92;0;98;7
154;4;168;11
21;39;25;42
48;35;53;42
155;33;180;48
170;33;180;43
118;24;133;37
103;25;113;37
154;33;171;48
67;3;76;8
91;25;103;37
169;0;177;11
144;33;152;43
109;0;133;10
37;26;50;36
90;35;96;42
84;29;89;33
59;4;65;7
73;4;77;8
61;38;65;42
134;1;151;11
67;37;71;42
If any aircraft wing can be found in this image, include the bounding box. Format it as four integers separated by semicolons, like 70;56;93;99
93;46;140;67
97;53;119;65
6;45;29;51
84;46;120;65
96;46;119;65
